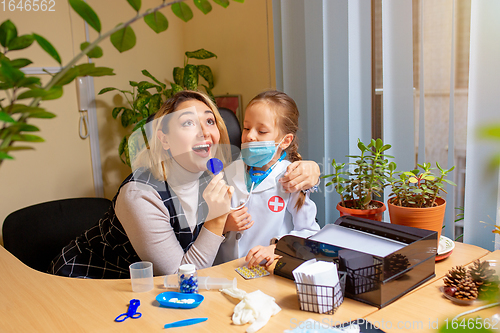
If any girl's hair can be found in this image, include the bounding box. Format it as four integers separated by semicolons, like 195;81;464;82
247;90;306;210
133;90;231;181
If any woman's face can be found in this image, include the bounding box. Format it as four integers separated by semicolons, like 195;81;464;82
157;99;221;172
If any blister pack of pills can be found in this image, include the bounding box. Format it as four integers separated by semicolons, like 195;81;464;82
235;265;270;279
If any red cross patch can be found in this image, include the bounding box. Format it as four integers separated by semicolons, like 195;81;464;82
268;196;285;212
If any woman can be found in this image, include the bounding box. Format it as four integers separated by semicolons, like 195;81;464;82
49;90;320;278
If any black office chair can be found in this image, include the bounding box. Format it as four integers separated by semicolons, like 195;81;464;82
218;107;242;162
2;197;112;273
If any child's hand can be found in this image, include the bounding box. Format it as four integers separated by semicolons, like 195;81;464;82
224;207;254;234
203;173;234;221
245;244;277;268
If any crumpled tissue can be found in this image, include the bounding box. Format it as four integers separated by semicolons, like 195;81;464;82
221;287;281;333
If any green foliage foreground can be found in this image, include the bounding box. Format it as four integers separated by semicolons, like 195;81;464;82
0;0;243;168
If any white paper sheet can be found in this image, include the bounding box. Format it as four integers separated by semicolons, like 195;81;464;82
292;259;341;314
310;224;405;257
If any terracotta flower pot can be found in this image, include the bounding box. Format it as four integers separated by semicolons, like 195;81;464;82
387;197;446;240
336;200;386;222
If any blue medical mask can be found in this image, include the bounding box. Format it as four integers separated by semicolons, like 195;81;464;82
241;138;284;168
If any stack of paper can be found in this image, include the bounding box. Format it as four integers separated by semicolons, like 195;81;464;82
292;259;342;314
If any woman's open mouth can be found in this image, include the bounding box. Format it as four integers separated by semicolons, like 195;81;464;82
192;143;211;158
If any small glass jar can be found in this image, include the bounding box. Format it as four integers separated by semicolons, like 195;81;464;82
178;264;198;293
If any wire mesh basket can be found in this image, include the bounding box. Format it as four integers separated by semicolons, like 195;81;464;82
295;272;346;315
345;262;382;295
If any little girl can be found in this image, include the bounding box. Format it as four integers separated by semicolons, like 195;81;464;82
215;90;320;266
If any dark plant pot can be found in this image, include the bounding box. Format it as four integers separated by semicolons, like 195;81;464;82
387;197;446;240
336;200;386;222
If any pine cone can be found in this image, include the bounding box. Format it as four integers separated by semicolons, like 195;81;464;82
454;276;479;301
387;254;410;275
469;260;500;299
444;265;468;288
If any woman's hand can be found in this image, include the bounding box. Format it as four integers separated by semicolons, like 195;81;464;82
279;160;320;193
224;206;254;234
203;173;233;235
245;244;278;268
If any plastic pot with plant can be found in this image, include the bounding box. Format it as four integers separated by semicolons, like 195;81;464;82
323;138;395;221
387;162;456;239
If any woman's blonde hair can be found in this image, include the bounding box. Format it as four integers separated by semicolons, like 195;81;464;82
132;90;231;181
247;90;306;210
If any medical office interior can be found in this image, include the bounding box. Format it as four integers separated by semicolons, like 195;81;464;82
0;0;500;332
1;0;500;255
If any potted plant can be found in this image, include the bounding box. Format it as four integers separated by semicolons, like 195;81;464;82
387;162;456;239
323;138;395;221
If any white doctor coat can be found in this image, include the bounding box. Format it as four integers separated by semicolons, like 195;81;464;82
214;159;320;265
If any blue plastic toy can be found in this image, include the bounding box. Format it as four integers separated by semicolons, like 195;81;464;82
114;299;142;322
206;158;224;175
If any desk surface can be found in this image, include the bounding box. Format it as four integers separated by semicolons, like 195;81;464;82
0;242;492;333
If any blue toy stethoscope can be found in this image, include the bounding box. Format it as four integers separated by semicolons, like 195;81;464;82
206;152;287;211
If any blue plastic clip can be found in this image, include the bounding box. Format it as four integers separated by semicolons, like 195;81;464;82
114;299;142;322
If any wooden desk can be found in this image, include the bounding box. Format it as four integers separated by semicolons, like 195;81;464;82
365;248;498;333
0;243;491;333
0;246;376;333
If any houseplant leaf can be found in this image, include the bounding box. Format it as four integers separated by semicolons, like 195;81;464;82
17;88;50;100
0;151;13;160
213;0;230;8
110;25;136;53
0;111;15;123
144;11;169;33
0;20;17;48
173;67;184;86
41;86;63;101
170;83;183;94
171;2;193;22
111;107;126;119
9;58;33;69
7;34;34;51
3;146;35;151
99;87;119;95
17;77;40;88
80;42;103;58
141;69;166;89
138;81;159;92
118;135;128;165
7;123;39;132
54;67;79;86
69;0;101;33
183;64;198;90
9;105;45;115
148;94;162;115
197;65;214;89
185;49;217;60
10;134;44;142
121;109;137;127
0;58;25;85
33;34;61;64
194;0;212;14
23;110;56;119
127;0;141;12
87;67;115;77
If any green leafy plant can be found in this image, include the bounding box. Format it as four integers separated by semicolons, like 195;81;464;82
388;162;456;208
0;0;243;169
323;138;395;210
98;48;217;166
